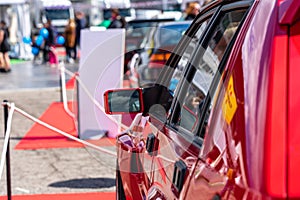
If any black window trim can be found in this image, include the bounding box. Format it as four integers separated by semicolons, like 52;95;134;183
166;0;254;145
197;1;253;138
165;6;222;124
156;7;218;89
148;6;221;150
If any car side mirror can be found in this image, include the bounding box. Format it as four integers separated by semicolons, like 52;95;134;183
103;84;173;117
103;88;144;114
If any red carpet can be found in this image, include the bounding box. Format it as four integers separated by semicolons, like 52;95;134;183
0;192;115;200
66;74;76;89
15;102;116;150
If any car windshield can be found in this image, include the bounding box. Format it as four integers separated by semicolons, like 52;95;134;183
158;23;191;47
45;9;70;20
126;19;176;51
126;26;152;51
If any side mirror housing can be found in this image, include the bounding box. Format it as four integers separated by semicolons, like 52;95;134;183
103;88;144;115
103;84;173;117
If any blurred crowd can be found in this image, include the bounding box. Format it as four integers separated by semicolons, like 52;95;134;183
60;0;208;70
0;0;213;72
34;11;87;67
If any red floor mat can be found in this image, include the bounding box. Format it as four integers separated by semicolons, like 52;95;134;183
66;74;76;89
0;192;115;200
15;102;115;150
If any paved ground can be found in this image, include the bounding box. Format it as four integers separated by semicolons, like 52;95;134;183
0;58;116;196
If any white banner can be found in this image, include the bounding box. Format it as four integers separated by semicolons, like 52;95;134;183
78;28;125;139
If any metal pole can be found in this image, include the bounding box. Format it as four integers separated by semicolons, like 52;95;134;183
3;100;12;200
59;72;63;102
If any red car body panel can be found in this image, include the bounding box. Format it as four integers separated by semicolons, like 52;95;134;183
107;0;300;199
150;121;201;199
288;20;300;197
117;133;149;200
279;0;300;25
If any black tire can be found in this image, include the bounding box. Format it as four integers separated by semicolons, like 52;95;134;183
116;161;126;200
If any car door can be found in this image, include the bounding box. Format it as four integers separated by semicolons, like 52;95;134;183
146;1;253;199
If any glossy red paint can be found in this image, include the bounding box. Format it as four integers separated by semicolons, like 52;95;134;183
117;133;149;200
279;0;300;25
264;24;288;198
288;20;300;197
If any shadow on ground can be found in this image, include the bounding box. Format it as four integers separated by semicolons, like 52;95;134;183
49;177;115;189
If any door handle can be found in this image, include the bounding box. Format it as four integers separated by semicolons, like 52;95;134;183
172;160;187;195
146;133;159;156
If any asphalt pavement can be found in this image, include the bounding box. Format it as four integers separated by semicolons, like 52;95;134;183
0;55;116;196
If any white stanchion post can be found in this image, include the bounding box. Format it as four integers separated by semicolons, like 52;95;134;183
59;62;75;118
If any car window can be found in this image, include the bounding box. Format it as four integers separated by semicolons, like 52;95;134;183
140;22;191;55
168;19;210;93
173;8;248;136
126;26;152;51
158;24;190;47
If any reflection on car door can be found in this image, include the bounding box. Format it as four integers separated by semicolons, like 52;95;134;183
147;1;253;199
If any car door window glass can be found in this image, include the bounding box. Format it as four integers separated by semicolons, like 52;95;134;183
175;9;248;135
168;19;210;94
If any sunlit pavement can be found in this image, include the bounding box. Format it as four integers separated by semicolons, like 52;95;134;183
0;48;78;91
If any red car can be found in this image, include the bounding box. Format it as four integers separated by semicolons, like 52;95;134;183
104;0;300;199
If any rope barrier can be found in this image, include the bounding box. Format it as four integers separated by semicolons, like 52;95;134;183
58;64;130;131
59;62;75;118
2;102;117;158
0;63;137;181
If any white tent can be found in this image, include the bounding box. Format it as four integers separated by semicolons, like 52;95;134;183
0;0;33;60
0;0;27;4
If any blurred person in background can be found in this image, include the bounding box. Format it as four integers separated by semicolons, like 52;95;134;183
107;8;127;29
184;2;201;20
75;11;86;48
43;20;58;67
64;19;76;63
0;20;11;73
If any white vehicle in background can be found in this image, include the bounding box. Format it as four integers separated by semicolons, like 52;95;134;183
31;0;74;35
